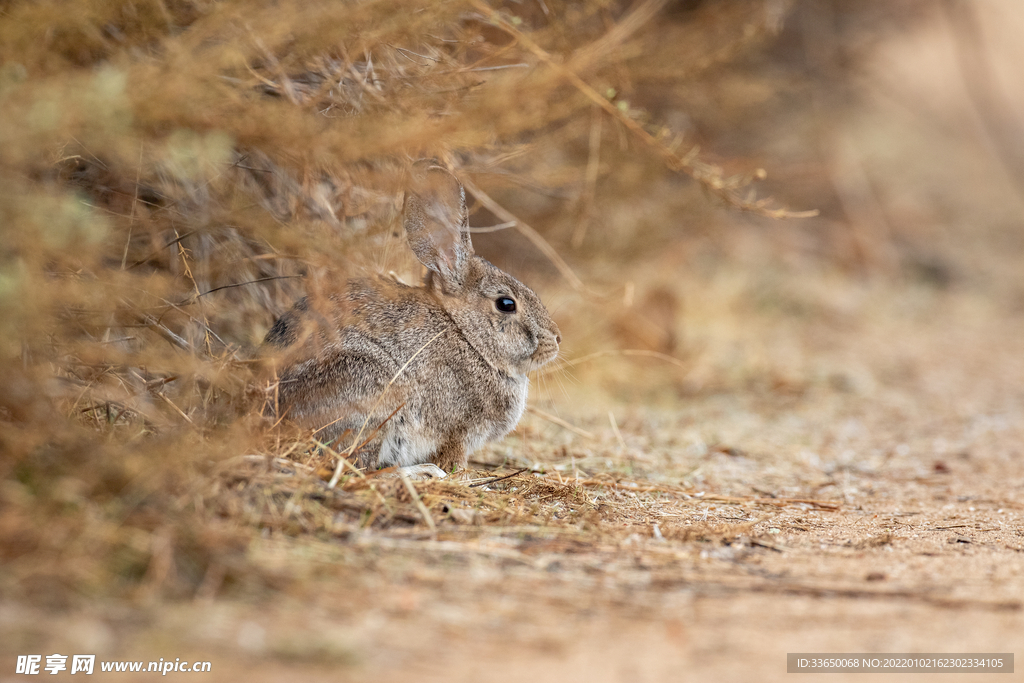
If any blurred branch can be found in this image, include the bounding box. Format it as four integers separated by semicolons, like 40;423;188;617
194;275;303;300
133;313;191;351
942;0;1024;200
462;177;588;292
826;133;898;270
470;0;819;220
570;0;670;72
571;105;603;249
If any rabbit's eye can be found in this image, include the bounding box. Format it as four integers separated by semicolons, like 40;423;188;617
495;296;516;313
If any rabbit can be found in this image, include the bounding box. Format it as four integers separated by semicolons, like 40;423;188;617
263;161;561;473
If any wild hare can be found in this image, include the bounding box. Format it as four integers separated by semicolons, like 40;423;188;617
263;161;561;473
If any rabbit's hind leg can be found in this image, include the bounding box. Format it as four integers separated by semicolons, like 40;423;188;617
431;438;466;475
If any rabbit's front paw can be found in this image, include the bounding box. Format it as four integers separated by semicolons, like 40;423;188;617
382;463;448;480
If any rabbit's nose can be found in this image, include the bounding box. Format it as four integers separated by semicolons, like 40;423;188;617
549;323;561;345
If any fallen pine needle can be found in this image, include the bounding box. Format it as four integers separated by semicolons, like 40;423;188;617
399;469;437;534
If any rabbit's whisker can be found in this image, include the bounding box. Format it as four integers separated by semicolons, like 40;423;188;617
537;348;688;377
526;405;594;439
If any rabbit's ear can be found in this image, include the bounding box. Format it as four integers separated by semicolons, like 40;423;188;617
404;162;474;290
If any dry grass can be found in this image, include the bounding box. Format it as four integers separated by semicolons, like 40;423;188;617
1;0;831;606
